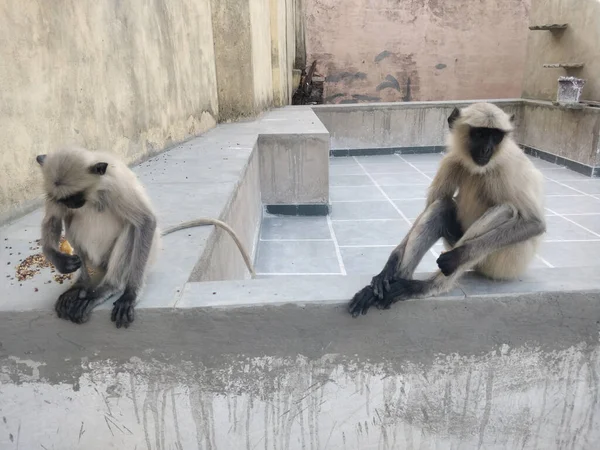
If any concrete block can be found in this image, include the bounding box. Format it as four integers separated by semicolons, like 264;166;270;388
259;133;330;205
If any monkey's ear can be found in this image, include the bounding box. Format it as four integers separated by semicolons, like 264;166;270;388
448;107;460;129
36;154;46;166
509;114;516;123
89;162;108;175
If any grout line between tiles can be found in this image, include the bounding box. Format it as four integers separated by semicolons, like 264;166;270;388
535;254;555;268
354;156;440;261
546;208;600;239
397;154;435;182
327;214;347;275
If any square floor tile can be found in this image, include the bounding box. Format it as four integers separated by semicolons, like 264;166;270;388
544;181;581;195
330;186;386;202
564;214;600;236
340;246;441;275
333;220;409;246
392;199;427;220
260;216;331;240
382;184;429;200
372;172;432;185
255;241;341;274
400;154;444;163
330;201;400;220
360;163;416;174
545;196;600;214
543;215;599;241
559;180;600;195
543;168;590;181
330;165;364;176
527;157;565;170
537;241;600;268
354;155;406;164
329;157;357;165
330;174;373;186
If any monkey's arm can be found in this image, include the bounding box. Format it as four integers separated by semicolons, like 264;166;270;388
41;207;81;274
437;206;545;276
368;160;462;299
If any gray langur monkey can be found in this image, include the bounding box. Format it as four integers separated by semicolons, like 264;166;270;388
37;147;254;328
348;102;546;317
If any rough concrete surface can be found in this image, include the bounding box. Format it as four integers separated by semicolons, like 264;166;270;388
1;291;600;449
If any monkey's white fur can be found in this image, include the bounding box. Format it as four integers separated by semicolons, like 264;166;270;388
42;146;160;282
432;103;545;280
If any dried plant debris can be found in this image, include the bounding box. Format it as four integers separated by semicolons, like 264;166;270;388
13;236;75;284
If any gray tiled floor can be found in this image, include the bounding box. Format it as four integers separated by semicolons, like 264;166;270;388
255;153;600;277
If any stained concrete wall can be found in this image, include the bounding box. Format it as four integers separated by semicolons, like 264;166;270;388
519;100;600;166
1;292;599;448
0;0;219;221
0;0;298;222
303;0;531;104
270;0;299;107
313;100;522;150
522;0;600;102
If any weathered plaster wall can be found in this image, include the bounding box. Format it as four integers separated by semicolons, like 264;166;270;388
250;0;275;112
270;0;299;107
304;0;531;104
0;0;218;221
0;0;298;222
522;0;600;102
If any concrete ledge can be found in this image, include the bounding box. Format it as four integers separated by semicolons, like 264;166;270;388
0;106;332;310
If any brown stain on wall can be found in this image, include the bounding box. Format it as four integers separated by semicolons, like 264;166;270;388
304;0;531;103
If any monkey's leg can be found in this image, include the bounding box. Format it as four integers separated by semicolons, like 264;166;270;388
378;204;545;309
107;216;157;328
370;198;462;298
349;198;461;317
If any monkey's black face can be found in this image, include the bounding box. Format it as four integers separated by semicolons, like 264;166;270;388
57;191;87;209
468;127;505;166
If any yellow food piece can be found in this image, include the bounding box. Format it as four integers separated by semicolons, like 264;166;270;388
60;239;74;255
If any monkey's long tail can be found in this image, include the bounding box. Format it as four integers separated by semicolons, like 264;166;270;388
160;219;256;277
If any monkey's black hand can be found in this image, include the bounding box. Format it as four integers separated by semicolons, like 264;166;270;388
436;247;466;276
348;285;378;317
370;253;399;299
111;292;135;329
54;254;82;274
55;286;88;323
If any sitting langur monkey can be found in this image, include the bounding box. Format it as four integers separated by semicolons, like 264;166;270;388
348;102;546;317
37;147;254;328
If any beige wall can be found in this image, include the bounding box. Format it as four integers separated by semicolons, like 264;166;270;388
522;0;600;102
0;0;297;221
304;0;531;104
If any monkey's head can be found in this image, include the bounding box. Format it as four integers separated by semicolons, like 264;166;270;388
36;147;109;209
447;103;515;172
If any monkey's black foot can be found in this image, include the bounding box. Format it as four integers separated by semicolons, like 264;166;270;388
55;286;92;324
370;254;399;299
55;254;82;274
348;285;379;317
111;293;135;329
378;278;427;308
436;247;465;276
